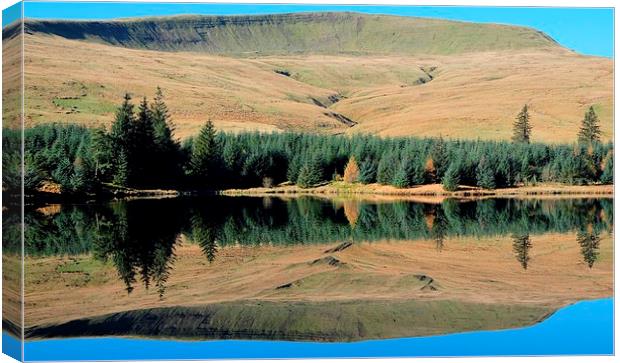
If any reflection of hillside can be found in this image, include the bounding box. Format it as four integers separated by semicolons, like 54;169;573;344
25;299;551;342
23;232;612;328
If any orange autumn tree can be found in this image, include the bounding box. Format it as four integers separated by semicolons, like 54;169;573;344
424;157;437;183
343;156;360;183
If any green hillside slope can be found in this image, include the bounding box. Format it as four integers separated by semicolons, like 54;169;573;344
10;12;560;55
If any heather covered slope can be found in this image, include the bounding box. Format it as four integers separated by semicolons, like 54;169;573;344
8;12;560;55
3;13;613;142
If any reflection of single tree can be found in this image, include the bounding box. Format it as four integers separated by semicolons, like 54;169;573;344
190;214;218;263
577;229;600;268
512;233;532;270
152;243;177;298
429;207;448;252
343;199;360;228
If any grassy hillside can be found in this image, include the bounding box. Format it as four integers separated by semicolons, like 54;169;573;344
10;12;560;56
9;32;611;142
3;12;612;142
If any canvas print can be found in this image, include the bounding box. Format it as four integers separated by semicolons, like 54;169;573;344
1;1;614;361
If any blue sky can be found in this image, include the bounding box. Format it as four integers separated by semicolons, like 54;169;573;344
4;2;614;57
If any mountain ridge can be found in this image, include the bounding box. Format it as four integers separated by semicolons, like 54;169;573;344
5;12;562;56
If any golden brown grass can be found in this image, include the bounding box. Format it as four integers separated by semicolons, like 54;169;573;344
3;254;22;331
24;232;612;327
7;34;612;142
222;182;613;201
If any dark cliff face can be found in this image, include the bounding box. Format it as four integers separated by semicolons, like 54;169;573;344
5;12;559;55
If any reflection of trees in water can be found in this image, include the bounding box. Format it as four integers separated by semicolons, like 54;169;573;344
428;206;448;252
17;197;613;297
577;228;601;269
342;200;360;228
512;234;532;270
91;201;179;297
189;213;218;263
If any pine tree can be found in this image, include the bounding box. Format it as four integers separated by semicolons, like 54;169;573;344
190;120;219;184
71;142;94;193
111;93;135;149
512;104;532;144
151;87;176;146
113;150;129;186
377;152;396;185
476;156;496;189
343;156;360;183
358;158;377;184
150;87;180;184
601;154;613;184
512;233;532;270
442;164;460;192
578;106;602;145
91;126;113;181
431;136;449;179
23;156;43;192
134;97;157;184
110;93;135;185
286;154;302;184
297;156;323;188
52;157;74;192
392;158;424;188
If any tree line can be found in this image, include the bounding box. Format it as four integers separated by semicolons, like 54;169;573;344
2;91;613;195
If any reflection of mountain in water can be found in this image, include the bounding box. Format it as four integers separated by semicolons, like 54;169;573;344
24;299;552;342
6;197;612;296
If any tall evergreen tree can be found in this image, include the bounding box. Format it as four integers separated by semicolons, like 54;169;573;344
297;156;323;188
110;93;135;149
134;97;157;185
601;154;613;184
512;104;532;144
578;106;602;145
91;126;113;182
377;152;397;185
392;158;424;188
476;156;496;189
358;158;377;184
110;93;135;185
431;136;449;179
189;120;220;185
442;164;460;192
52;157;74;192
151;87;176;145
150;87;180;184
113;150;129;186
71;141;94;193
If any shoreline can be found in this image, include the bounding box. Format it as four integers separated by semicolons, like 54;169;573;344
11;182;613;204
220;182;614;200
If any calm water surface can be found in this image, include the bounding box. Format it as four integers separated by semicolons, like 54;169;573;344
2;196;614;359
